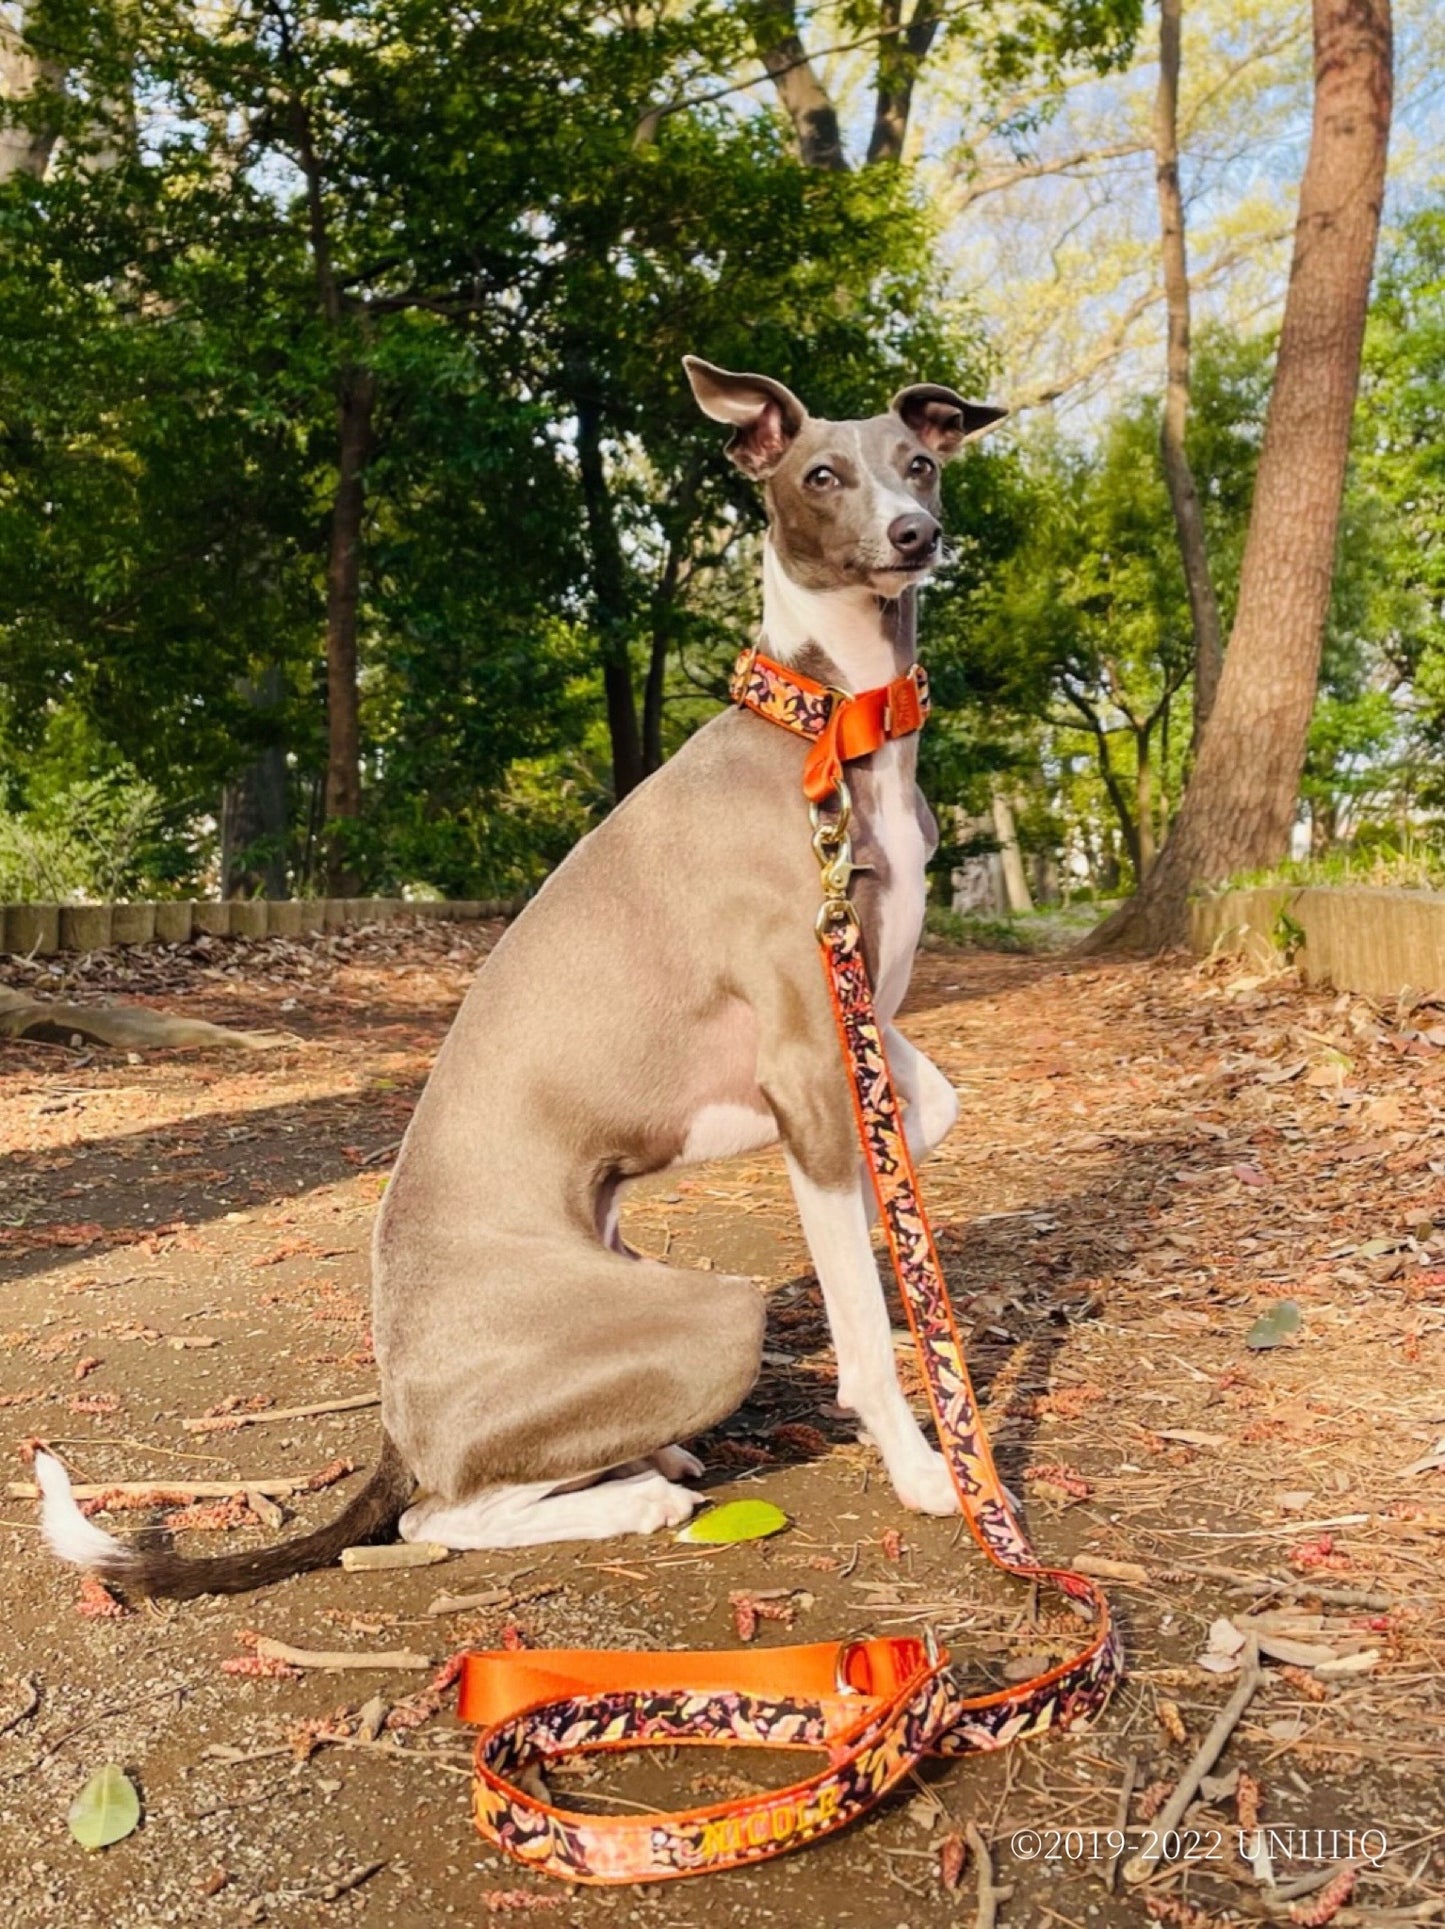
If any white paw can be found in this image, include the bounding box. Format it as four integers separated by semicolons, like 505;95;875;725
891;1449;961;1517
628;1473;701;1534
651;1444;704;1481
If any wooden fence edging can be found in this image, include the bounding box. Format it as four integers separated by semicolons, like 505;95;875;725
1190;884;1445;1002
0;897;525;958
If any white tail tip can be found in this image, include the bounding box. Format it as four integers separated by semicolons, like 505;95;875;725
34;1451;133;1569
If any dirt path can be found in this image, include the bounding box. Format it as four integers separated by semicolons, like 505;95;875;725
0;924;1442;1926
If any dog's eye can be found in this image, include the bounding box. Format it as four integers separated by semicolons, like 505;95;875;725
908;454;936;480
804;464;840;489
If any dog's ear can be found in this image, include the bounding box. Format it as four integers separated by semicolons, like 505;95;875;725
683;356;807;479
890;384;1007;458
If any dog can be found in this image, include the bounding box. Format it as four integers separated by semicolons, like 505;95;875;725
37;359;1005;1595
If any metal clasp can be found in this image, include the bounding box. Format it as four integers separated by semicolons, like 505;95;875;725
810;774;856;933
833;1637;870;1695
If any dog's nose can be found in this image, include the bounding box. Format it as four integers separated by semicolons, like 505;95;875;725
887;513;940;563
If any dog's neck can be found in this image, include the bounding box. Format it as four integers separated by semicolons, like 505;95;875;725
760;539;915;693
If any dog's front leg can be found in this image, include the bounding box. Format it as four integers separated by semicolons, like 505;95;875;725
784;1152;958;1516
884;1025;959;1165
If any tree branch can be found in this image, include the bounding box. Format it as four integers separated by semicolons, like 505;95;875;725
950;140;1150;214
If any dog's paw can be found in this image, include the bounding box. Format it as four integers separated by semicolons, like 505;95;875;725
891;1450;961;1517
650;1444;704;1481
628;1472;702;1534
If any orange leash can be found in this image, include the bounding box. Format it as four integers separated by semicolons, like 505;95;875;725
458;649;1121;1883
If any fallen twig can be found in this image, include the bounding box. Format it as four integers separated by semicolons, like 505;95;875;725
427;1582;560;1617
1179;1561;1394;1610
253;1637;432;1673
8;1468;349;1502
318;1859;388;1902
0;1674;40;1738
339;1541;447;1571
427;1586;514;1616
965;1822;1012;1929
1103;1752;1137;1892
1124;1636;1262;1886
182;1394;380;1434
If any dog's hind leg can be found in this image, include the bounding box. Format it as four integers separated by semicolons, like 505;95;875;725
383;1245;764;1550
401;1464;701;1550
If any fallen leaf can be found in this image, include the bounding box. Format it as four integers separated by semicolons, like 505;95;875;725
1245;1300;1302;1350
1197;1617;1246;1673
1305;1060;1348;1087
67;1764;140;1850
676;1499;789;1545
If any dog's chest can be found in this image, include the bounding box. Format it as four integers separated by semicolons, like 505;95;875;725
853;741;932;1018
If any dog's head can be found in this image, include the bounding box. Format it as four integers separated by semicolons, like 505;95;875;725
684;356;1005;599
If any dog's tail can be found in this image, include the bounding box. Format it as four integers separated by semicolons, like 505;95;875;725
34;1435;415;1601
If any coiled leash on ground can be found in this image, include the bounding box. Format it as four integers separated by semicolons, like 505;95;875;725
457;648;1122;1884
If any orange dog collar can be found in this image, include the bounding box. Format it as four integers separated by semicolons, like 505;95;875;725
730;647;931;803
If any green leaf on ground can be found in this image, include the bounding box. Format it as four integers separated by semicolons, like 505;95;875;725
67;1764;140;1850
1245;1299;1302;1350
676;1499;789;1545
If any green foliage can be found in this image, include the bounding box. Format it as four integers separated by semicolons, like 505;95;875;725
0;0;1035;894
0;767;169;902
1272;905;1306;962
923;900;1114;953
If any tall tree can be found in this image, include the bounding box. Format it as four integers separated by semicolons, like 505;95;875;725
1152;0;1223;743
1083;0;1393;951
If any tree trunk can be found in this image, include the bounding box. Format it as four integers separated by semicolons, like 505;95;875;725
576;397;644;800
1153;0;1224;746
749;0;848;170
1135;730;1156;878
221;669;289;899
867;0;941;166
991;789;1034;914
0;3;65;181
642;553;681;777
323;363;375;896
1081;0;1392;954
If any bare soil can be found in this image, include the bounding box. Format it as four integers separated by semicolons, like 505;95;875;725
0;921;1441;1928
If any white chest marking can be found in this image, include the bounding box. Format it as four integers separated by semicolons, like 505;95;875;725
675;1102;778;1168
868;740;928;1019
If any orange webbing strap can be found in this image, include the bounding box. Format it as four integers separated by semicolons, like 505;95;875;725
457;665;1121;1884
462;1637;961;1883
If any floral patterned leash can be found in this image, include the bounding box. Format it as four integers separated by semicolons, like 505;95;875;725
456;650;1121;1884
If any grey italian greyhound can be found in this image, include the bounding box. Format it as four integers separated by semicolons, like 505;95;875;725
37;359;1005;1595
